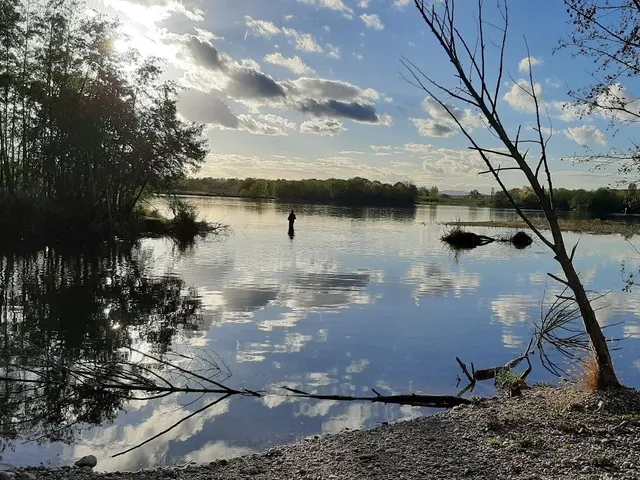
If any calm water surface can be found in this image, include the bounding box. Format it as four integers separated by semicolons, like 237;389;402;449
2;198;640;471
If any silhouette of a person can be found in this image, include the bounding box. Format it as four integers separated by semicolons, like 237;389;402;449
287;210;296;238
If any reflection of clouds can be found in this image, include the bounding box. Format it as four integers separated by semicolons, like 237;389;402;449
236;332;315;363
529;269;597;287
182;441;252;464
223;286;278;311
71;398;231;472
346;359;369;374
203;268;373;333
294;400;339;418
625;324;640;339
502;330;524;350
405;263;480;302
321;403;421;435
491;294;536;326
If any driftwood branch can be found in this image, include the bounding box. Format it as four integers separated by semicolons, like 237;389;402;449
456;339;534;385
281;387;472;408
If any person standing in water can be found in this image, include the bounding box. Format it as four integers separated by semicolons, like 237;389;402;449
287;210;296;238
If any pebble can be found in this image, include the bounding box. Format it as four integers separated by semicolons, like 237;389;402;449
384;448;401;454
358;454;376;461
0;473;15;480
17;474;36;480
74;456;97;469
244;466;260;475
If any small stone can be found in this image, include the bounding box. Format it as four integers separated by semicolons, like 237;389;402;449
0;473;15;480
582;466;592;474
81;466;93;474
244;466;260;475
561;458;572;466
623;462;636;469
74;456;97;469
359;454;376;461
218;459;228;466
385;448;401;454
16;474;36;480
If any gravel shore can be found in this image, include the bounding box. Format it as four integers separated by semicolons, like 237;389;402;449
11;386;640;480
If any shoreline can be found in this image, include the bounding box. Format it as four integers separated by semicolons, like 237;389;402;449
12;386;640;479
443;219;640;236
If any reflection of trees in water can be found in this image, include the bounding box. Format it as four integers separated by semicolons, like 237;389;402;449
0;245;204;451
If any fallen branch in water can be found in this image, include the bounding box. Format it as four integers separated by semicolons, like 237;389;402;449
281;387;472;408
455;339;534;395
456;339;533;383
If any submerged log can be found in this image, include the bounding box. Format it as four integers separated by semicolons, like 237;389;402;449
281;387;472;408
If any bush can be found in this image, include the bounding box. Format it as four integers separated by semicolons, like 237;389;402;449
168;198;200;237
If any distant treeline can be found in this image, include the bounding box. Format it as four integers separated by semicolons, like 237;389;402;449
460;186;640;214
175;178;640;214
172;177;419;206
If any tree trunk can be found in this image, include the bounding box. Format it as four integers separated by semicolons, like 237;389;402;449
547;216;621;388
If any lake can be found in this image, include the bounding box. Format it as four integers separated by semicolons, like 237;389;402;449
1;197;640;472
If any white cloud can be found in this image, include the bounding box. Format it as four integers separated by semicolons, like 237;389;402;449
327;44;341;59
259;114;297;130
290;31;324;52
550;101;591;122
503;79;543;112
546;77;563;88
360;13;384;30
371;145;393;151
518;56;542;73
297;0;354;16
596;83;640;122
300;118;347;136
564;125;607;146
244;16;281;38
358;0;370;7
264;52;315;75
245;17;326;55
283;14;295;21
394;0;411;8
411;118;456;137
421;97;484;130
385;97;393;103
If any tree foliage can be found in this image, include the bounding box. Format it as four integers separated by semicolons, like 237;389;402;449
0;0;207;245
173;177;419;206
559;1;640;176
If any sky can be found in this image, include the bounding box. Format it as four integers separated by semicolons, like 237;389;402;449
86;0;639;192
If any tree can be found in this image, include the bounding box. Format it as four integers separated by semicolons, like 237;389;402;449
404;0;620;388
559;1;640;177
0;0;207;243
429;186;439;196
